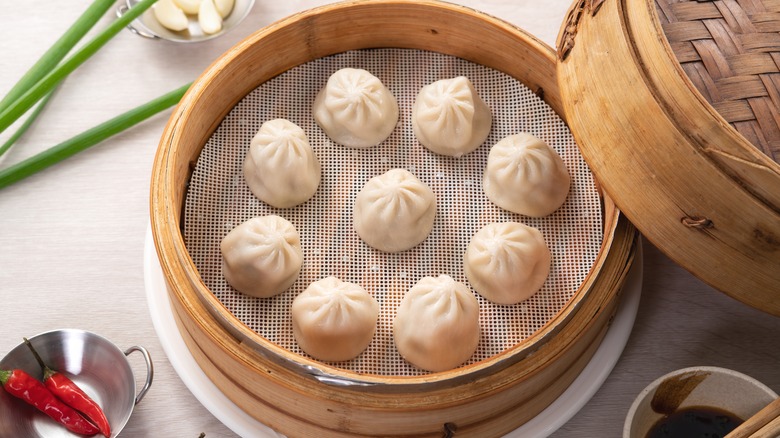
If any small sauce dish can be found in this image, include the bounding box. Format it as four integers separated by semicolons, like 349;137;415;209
624;366;777;438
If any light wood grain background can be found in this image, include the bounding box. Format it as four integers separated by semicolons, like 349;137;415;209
1;1;778;437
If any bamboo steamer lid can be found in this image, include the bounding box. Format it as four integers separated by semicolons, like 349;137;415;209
556;0;780;315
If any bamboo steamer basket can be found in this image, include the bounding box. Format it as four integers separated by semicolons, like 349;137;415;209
150;1;638;436
557;0;780;315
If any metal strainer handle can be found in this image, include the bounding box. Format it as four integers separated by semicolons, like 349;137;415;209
116;1;159;40
124;345;154;405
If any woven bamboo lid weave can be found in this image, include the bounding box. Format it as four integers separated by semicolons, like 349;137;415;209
657;0;780;165
556;0;780;315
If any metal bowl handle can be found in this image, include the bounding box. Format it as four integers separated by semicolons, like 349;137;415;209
116;2;159;40
124;346;154;405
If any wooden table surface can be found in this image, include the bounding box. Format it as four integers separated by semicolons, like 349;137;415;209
1;1;778;437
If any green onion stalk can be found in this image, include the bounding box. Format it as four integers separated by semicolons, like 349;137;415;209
0;0;159;135
0;0;118;158
0;90;57;158
0;0;115;113
0;0;197;190
0;83;191;190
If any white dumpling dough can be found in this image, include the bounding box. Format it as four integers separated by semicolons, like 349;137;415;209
243;119;321;208
464;222;551;305
292;276;379;362
313;68;399;148
354;169;436;253
393;275;480;372
412;76;492;157
220;215;302;298
483;133;571;217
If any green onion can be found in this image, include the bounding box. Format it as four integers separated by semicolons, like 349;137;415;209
0;83;190;190
0;90;56;158
0;0;115;113
0;0;116;155
0;0;159;135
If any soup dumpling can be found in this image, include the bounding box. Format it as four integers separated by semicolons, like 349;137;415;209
313;68;399;148
292;276;379;362
464;222;550;305
353;169;436;253
244;119;321;209
412;76;492;157
220;215;302;298
394;275;480;372
483;133;570;217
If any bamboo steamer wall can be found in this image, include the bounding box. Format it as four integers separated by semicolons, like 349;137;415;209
150;1;637;436
557;0;780;315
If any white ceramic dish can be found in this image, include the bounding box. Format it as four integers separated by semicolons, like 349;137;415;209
143;225;642;437
624;366;778;438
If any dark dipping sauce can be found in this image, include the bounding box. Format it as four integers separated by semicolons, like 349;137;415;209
646;406;743;438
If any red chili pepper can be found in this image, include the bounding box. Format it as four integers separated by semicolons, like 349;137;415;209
24;338;111;437
0;368;99;436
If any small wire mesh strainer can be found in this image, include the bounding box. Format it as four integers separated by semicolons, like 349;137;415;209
183;48;603;377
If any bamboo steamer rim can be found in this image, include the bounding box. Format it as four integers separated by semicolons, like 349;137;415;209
149;2;639;434
556;0;780;314
150;0;630;389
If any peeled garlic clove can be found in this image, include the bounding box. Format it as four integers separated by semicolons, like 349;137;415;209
173;0;200;14
198;0;223;34
153;0;189;32
214;0;234;18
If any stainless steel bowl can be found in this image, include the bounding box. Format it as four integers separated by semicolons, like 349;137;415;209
117;0;255;43
0;329;153;438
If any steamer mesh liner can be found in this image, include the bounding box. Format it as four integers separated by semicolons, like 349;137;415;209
184;49;603;377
